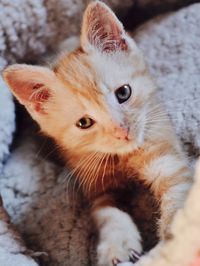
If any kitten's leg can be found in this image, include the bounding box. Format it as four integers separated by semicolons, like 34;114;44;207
92;195;142;266
142;153;192;239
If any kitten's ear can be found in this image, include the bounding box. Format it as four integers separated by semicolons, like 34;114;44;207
2;64;56;114
81;1;129;53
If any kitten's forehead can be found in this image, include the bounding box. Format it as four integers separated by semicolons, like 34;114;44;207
53;48;101;104
89;51;134;90
52;47;143;123
53;48;113;122
53;48;136;100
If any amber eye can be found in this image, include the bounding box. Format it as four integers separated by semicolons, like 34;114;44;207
115;84;132;104
76;117;95;129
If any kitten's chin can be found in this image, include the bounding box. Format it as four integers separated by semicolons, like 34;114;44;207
118;141;140;155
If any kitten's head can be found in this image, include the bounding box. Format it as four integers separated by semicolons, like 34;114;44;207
2;1;156;156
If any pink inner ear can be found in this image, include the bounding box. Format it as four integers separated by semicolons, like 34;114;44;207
8;78;50;104
3;64;54;114
30;83;50;113
11;80;50;113
85;3;128;52
32;84;50;102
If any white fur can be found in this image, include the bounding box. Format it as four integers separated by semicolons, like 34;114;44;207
93;207;142;266
163;183;191;202
143;154;188;183
159;183;191;227
90;51;153;101
142;154;192;238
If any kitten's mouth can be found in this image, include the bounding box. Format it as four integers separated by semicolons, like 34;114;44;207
113;126;130;141
112;137;139;155
115;135;131;142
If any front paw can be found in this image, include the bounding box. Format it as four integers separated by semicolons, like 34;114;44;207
97;228;142;266
93;206;142;266
111;250;141;265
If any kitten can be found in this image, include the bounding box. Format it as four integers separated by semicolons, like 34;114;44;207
2;1;192;265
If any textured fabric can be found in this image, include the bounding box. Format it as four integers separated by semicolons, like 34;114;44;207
134;4;200;155
136;0;197;9
1;1;200;266
0;0;133;66
0;77;15;175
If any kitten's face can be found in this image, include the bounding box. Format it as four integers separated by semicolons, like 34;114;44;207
49;49;155;155
2;1;156;156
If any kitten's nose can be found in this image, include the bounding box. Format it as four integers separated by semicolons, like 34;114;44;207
113;125;130;140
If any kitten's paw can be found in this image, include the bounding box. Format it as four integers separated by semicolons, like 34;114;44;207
111;250;141;265
97;229;142;266
94;207;142;266
129;249;141;263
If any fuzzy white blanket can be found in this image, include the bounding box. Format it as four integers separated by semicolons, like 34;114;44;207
1;1;200;266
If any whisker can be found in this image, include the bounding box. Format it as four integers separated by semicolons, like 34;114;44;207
42;145;62;161
109;154;117;186
35;138;48;159
93;153;106;195
101;154;109;193
78;152;99;192
62;152;96;203
71;152;98;202
85;154;102;196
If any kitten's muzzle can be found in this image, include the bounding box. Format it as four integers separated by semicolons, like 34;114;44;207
113;125;130;141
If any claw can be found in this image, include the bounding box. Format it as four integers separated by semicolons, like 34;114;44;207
129;249;141;263
112;258;121;266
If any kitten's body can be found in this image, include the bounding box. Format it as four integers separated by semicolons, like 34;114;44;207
2;2;192;265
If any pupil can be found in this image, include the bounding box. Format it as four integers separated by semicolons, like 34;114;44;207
80;118;86;126
119;87;127;97
115;84;132;104
76;117;95;129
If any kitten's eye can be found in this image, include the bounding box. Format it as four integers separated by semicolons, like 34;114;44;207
115;84;132;104
76;117;95;129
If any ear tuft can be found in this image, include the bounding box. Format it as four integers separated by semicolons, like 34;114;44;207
81;1;128;53
2;64;55;113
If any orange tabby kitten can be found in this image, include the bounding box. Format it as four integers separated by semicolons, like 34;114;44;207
2;1;192;265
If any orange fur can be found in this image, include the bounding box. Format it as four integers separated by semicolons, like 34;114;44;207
2;1;192;264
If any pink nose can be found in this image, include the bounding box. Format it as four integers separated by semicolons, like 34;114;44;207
113;125;129;140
